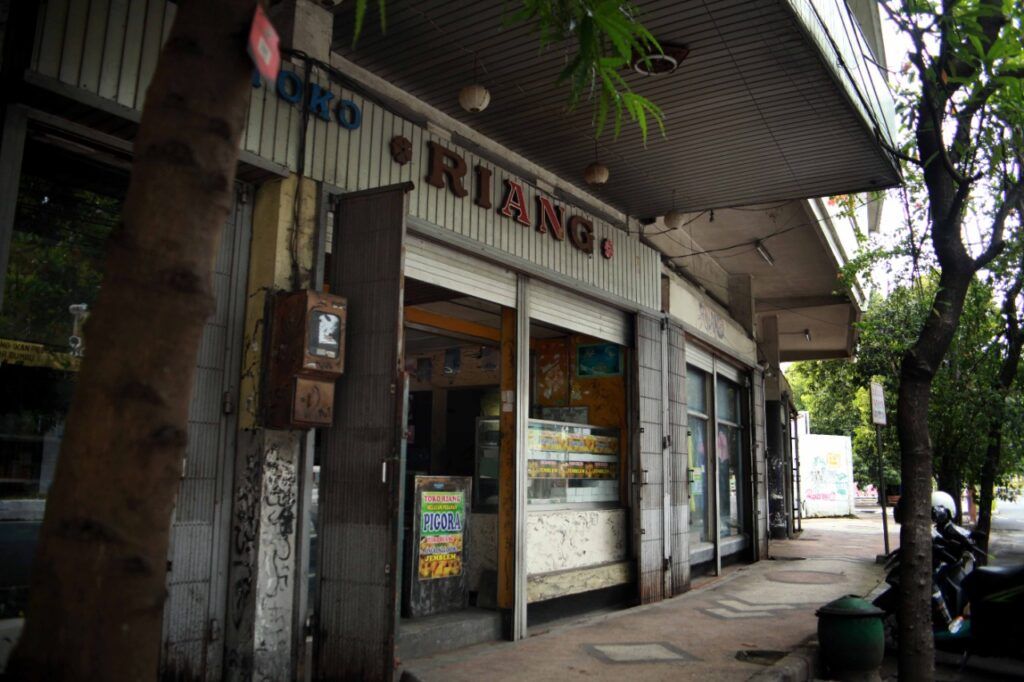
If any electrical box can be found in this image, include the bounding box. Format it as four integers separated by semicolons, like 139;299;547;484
264;290;347;429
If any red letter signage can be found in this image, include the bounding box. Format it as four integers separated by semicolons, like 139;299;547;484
537;196;566;240
568;216;595;254
499;180;531;226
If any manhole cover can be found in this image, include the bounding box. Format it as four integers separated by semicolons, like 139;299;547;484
736;650;788;666
766;570;843;584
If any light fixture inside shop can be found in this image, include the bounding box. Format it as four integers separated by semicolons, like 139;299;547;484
584;141;609;185
755;240;775;266
632;43;690;76
459;56;491;113
664;189;684;229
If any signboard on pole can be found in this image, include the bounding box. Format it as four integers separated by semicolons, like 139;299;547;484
870;381;886;426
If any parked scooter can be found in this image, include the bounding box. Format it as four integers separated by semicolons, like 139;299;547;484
872;491;1024;660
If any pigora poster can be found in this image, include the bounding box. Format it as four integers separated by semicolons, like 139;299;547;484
418;491;465;580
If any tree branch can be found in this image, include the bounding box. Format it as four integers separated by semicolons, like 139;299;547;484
974;171;1024;269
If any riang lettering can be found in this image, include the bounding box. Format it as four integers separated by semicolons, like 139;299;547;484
568;216;594;254
500;180;531;226
475;165;492;209
537;196;566;240
425;141;469;198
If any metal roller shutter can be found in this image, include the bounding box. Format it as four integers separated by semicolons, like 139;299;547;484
529;279;630;345
404;235;516;307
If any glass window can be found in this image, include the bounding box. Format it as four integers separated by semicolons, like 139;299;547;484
0;157;123;618
686;366;707;415
716;376;743;538
686;366;710;544
526;420;619;507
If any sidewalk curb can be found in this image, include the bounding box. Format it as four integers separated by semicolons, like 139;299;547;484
747;646;815;682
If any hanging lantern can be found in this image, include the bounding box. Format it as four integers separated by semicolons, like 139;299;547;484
664;209;685;230
459;84;491;113
584;162;610;185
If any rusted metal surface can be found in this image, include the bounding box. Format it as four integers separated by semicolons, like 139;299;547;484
316;183;412;681
666;322;690;594
635;314;665;604
163;185;251;680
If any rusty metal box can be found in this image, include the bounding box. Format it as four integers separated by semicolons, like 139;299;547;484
264;289;347;429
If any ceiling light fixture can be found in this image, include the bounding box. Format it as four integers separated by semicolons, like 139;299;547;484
755;240;775;266
459;56;491;113
584;140;609;185
804;328;812;343
632;43;691;76
664;189;684;230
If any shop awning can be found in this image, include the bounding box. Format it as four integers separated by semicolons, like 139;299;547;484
330;0;899;217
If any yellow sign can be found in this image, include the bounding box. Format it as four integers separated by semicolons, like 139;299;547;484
0;338;79;371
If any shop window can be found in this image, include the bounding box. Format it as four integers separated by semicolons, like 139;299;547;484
686;366;710;544
526;421;620;506
0;150;124;618
716;376;743;538
528;333;626;509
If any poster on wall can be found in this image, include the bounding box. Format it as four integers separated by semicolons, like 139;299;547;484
418;490;465;580
576;343;622;377
406;476;472;618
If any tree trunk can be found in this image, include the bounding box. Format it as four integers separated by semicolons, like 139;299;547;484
897;267;974;681
976;331;1024;554
8;1;256;679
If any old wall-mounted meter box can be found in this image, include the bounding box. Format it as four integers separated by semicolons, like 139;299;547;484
264;290;347;429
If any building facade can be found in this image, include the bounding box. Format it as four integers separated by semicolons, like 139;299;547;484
0;0;896;679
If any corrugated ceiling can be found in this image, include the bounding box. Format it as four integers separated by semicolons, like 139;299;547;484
332;0;900;218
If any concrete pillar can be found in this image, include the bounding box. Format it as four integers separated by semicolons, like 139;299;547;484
269;0;333;64
727;274;755;338
760;315;781;401
224;174;319;681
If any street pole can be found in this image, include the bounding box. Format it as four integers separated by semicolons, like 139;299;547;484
870;381;890;561
876;424;890;555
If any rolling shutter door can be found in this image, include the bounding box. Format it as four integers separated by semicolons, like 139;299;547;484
404;235;516;307
529;279;630;345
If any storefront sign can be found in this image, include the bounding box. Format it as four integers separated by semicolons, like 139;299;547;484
418;490;465;580
416;140;614;259
251;69;363;130
0;338;79;371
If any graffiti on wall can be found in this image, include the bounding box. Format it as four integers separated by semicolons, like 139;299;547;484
801;442;853;516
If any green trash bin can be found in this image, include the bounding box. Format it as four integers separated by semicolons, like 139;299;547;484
816;595;885;679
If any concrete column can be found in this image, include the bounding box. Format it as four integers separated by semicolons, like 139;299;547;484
225;174;319;682
760;315;781;401
269;0;333;63
727;273;755;338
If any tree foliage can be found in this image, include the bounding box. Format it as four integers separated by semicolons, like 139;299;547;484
787;275;1024;503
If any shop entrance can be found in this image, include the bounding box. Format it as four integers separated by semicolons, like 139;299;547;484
397;279;506;658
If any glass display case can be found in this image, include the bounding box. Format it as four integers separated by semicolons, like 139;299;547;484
526;419;620;506
474;417;500;510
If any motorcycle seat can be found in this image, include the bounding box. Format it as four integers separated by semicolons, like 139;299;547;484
964;564;1024;597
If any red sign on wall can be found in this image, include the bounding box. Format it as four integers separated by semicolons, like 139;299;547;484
248;4;281;82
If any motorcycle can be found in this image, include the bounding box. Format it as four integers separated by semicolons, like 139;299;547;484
872;491;1024;661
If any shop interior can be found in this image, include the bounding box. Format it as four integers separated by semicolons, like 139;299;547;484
395;276;631;657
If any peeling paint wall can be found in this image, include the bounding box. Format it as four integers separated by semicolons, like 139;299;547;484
526;509;627;574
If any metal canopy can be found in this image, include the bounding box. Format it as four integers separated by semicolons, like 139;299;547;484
332;0;899;217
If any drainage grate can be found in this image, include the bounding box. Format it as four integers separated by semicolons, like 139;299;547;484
586;642;698;664
736;650;788;666
766;570;843;585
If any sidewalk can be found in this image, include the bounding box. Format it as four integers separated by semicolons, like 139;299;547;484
402;514;896;681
